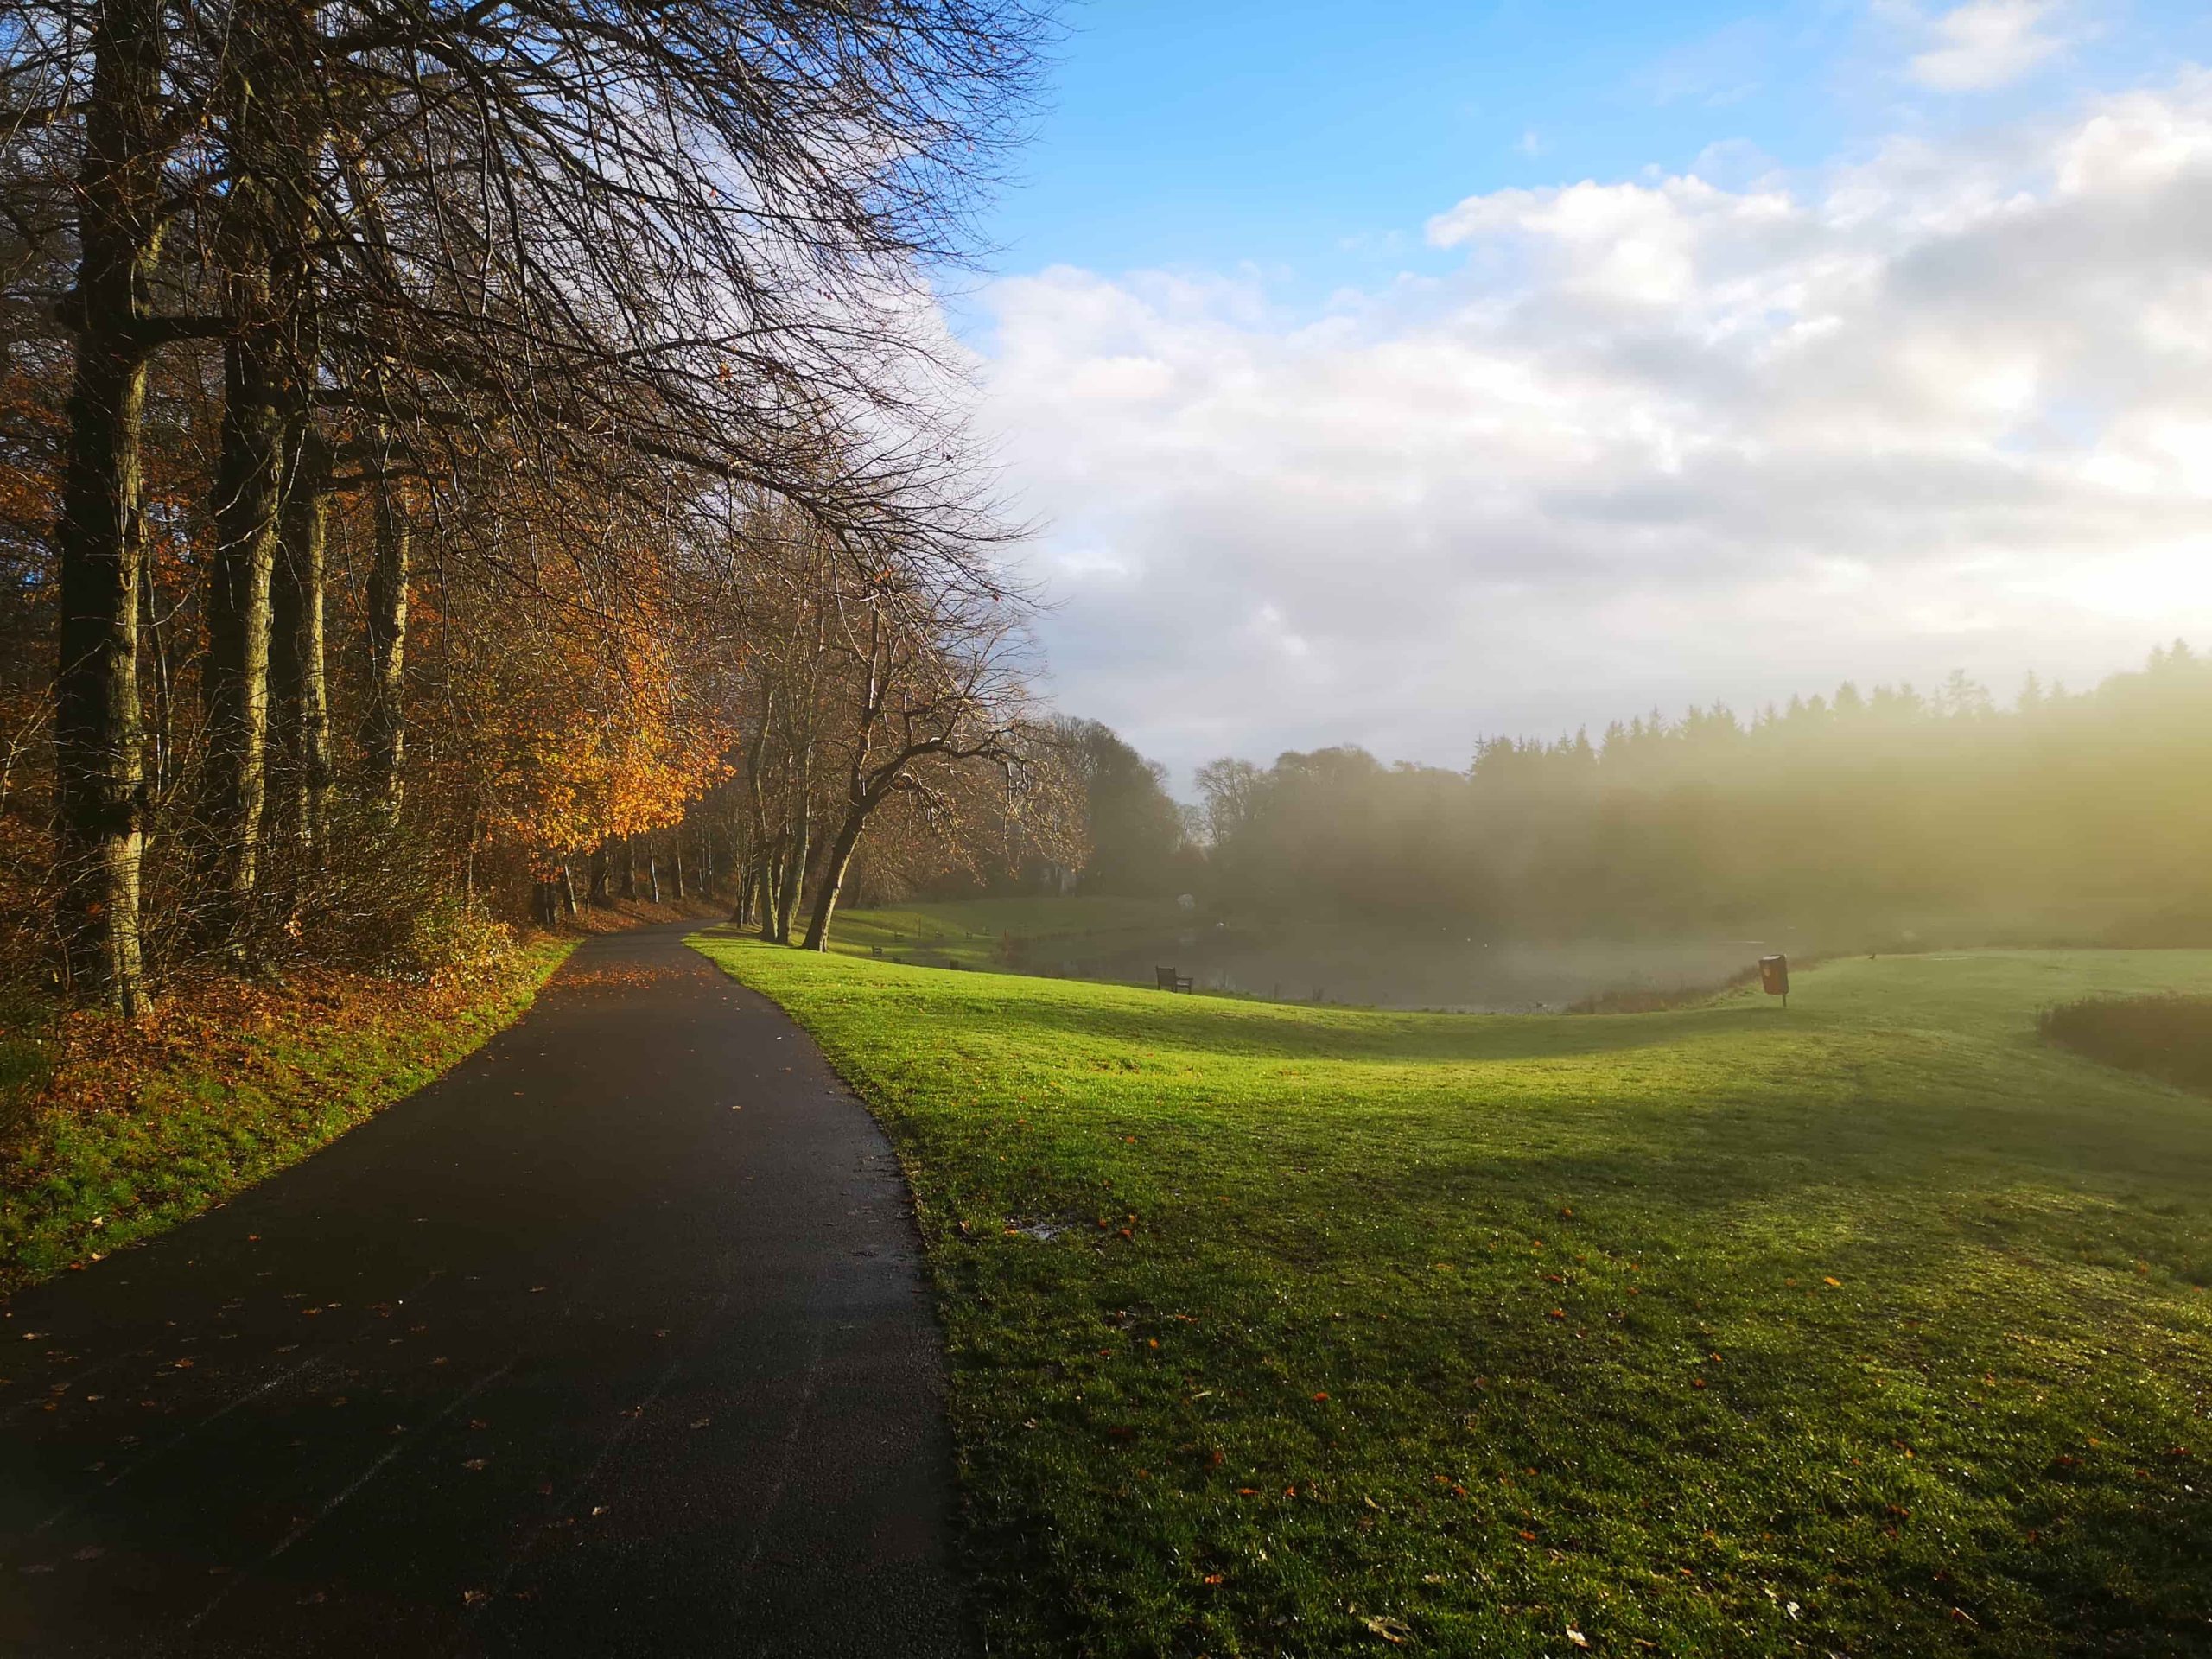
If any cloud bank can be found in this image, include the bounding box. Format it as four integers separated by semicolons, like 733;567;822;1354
978;73;2212;780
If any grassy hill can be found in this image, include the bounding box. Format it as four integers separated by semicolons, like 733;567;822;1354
690;935;2212;1658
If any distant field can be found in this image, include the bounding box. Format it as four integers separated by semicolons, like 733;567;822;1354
693;935;2212;1658
826;896;1184;970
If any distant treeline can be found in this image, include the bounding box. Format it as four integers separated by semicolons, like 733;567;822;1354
1178;645;2212;944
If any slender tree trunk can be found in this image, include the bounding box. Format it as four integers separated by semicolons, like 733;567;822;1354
364;478;410;823
200;0;320;931
137;556;171;804
200;335;284;922
648;854;661;905
774;810;809;944
672;841;686;900
801;809;870;951
560;861;578;916
760;844;785;939
53;0;168;1013
588;840;610;904
266;429;329;851
619;835;636;899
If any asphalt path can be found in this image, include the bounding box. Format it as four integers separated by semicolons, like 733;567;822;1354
0;923;971;1656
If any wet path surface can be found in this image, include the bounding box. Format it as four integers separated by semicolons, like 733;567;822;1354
0;924;969;1656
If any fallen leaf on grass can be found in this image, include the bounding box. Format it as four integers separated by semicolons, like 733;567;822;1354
1357;1611;1413;1644
1567;1627;1589;1649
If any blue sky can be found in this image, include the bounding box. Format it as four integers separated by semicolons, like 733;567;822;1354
953;3;2212;778
978;0;2209;298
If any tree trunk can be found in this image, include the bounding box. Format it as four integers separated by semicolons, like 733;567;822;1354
53;0;167;1013
672;842;686;900
560;861;578;916
801;810;869;951
200;0;321;931
648;855;661;905
266;429;330;851
137;555;172;804
588;840;610;904
619;835;636;899
364;478;410;824
774;811;809;944
200;335;284;923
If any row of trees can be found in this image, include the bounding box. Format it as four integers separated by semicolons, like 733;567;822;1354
3;0;1062;1008
1194;645;2212;943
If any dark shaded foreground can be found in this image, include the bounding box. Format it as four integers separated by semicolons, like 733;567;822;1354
0;924;969;1657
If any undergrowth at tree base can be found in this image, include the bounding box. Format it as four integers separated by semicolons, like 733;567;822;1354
0;932;572;1295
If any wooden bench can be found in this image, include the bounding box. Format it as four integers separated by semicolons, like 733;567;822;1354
1155;965;1194;993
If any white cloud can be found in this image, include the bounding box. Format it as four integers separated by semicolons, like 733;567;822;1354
977;73;2212;780
1905;0;2069;92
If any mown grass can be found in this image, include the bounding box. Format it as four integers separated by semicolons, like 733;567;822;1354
827;896;1184;969
2041;993;2212;1096
0;938;572;1294
692;933;2212;1659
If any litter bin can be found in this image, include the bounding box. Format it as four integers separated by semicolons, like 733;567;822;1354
1758;954;1789;1007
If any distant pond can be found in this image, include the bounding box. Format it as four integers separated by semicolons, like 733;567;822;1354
1029;922;1799;1014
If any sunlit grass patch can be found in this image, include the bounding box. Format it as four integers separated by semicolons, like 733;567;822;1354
694;932;2212;1658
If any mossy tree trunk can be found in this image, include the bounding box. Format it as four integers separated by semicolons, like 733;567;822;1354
200;0;321;933
266;428;330;853
364;478;410;824
54;0;169;1013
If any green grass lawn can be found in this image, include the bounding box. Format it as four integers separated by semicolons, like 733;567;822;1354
690;934;2212;1658
826;895;1185;969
